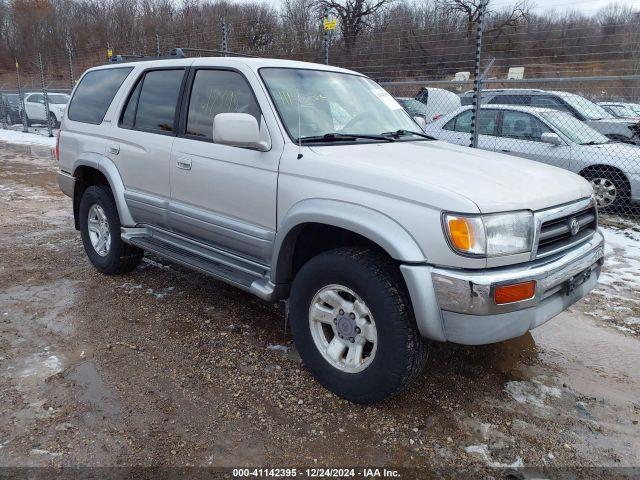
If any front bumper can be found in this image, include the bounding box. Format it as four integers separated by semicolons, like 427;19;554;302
401;230;605;345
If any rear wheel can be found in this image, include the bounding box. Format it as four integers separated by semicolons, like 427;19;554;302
289;247;428;404
78;185;143;274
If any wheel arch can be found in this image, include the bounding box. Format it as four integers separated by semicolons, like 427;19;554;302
271;199;427;286
72;153;135;229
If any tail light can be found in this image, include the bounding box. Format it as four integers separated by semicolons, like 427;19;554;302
432;114;442;121
55;130;60;161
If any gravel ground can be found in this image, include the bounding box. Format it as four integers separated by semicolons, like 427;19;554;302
0;141;639;478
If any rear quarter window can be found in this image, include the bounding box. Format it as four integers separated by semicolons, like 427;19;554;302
67;67;133;124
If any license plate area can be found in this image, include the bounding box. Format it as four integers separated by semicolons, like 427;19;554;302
564;267;592;295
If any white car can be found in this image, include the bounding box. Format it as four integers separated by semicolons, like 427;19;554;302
414;87;461;122
23;92;69;127
425;105;640;210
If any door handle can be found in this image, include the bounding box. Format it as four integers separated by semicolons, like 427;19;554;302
501;149;511;153
176;158;192;170
108;144;120;155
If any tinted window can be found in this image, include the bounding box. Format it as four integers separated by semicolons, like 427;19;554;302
120;80;142;128
68;67;133;124
501;111;551;141
489;95;531;106
531;95;570;112
444;109;498;135
186;70;260;140
28;94;43;103
134;69;184;132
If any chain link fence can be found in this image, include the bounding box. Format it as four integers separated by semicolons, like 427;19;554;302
1;1;639;217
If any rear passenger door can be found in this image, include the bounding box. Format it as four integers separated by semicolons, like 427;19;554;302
439;109;499;151
25;94;47;121
107;68;187;228
169;66;281;263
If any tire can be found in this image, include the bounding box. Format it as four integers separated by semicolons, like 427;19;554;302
48;112;59;129
78;185;143;275
581;167;631;212
289;246;428;404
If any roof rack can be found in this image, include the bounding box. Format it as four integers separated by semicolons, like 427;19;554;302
107;47;257;64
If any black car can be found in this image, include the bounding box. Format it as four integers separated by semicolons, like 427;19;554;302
0;93;22;125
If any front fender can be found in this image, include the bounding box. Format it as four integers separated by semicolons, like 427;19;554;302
72;152;135;226
271;199;427;284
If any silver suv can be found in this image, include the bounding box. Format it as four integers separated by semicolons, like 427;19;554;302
57;56;604;403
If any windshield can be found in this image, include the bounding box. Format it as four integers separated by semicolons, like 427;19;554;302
260;68;421;142
48;94;69;105
557;93;612;120
628;103;640;115
398;98;429;115
541;111;609;145
607;105;638;118
5;94;19;106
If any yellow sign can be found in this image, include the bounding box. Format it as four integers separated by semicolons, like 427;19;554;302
107;48;113;58
323;18;337;31
15;60;19;69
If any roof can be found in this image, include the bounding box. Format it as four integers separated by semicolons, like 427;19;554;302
458;104;565;115
88;56;360;76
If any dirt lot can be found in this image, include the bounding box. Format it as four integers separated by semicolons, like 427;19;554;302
0;141;639;478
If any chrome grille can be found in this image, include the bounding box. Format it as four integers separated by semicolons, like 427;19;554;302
534;200;597;259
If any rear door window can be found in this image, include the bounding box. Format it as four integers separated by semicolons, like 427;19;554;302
501;111;552;141
444;109;499;135
67;67;133;124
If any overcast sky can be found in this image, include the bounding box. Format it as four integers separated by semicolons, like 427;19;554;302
523;0;639;14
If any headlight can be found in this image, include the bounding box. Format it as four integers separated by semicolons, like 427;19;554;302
443;211;533;257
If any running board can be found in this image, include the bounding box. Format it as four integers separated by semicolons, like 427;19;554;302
121;227;284;301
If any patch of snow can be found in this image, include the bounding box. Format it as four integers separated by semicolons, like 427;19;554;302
142;258;171;270
267;344;290;353
504;379;561;408
30;448;61;457
145;286;175;299
598;226;640;292
464;444;524;468
624;317;640;325
615;326;635;334
0;129;56;147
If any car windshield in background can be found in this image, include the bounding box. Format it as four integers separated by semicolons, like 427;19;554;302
541;111;610;145
48;94;69;104
398;98;429;115
259;68;421;142
558;93;612;121
609;105;638;118
6;95;19;106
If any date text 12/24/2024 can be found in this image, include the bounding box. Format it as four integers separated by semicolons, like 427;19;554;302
232;468;401;477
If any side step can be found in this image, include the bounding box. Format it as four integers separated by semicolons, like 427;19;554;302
122;227;282;301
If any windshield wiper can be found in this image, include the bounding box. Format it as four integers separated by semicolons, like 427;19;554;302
297;133;395;143
581;141;608;145
381;129;436;140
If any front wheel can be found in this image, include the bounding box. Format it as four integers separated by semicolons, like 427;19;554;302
48;112;59;129
289;247;428;404
582;168;631;212
78;185;143;275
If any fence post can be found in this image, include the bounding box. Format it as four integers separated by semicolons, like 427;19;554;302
156;34;161;56
38;52;53;138
66;38;75;88
15;59;28;133
221;19;228;56
322;7;330;65
469;0;488;148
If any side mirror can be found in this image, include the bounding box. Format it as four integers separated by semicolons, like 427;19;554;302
213;113;269;151
541;132;562;146
413;115;427;132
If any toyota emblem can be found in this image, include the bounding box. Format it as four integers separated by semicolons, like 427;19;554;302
570;218;580;236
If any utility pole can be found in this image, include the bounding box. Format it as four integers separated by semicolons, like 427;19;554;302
323;7;330;65
221;19;229;56
156;34;161;56
66;37;75;88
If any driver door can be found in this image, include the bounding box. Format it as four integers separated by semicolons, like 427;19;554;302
24;94;47;121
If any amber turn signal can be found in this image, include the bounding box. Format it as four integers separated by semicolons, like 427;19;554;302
494;281;536;305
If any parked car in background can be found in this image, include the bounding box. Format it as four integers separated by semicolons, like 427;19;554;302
23;92;70;127
598;102;640;120
425;105;640;210
461;89;640;145
414;87;461;122
0;93;22;125
57;57;603;404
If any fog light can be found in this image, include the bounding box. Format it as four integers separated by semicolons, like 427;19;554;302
494;281;536;305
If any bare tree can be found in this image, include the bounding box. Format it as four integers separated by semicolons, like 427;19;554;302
438;0;530;39
316;0;393;57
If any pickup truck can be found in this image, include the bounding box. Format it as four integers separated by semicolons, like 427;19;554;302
56;56;604;404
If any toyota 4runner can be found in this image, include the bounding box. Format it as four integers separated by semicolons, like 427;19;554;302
57;56;605;404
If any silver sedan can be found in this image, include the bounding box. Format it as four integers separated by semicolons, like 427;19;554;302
425;105;640;210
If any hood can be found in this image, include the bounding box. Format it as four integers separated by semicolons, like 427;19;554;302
308;140;593;213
